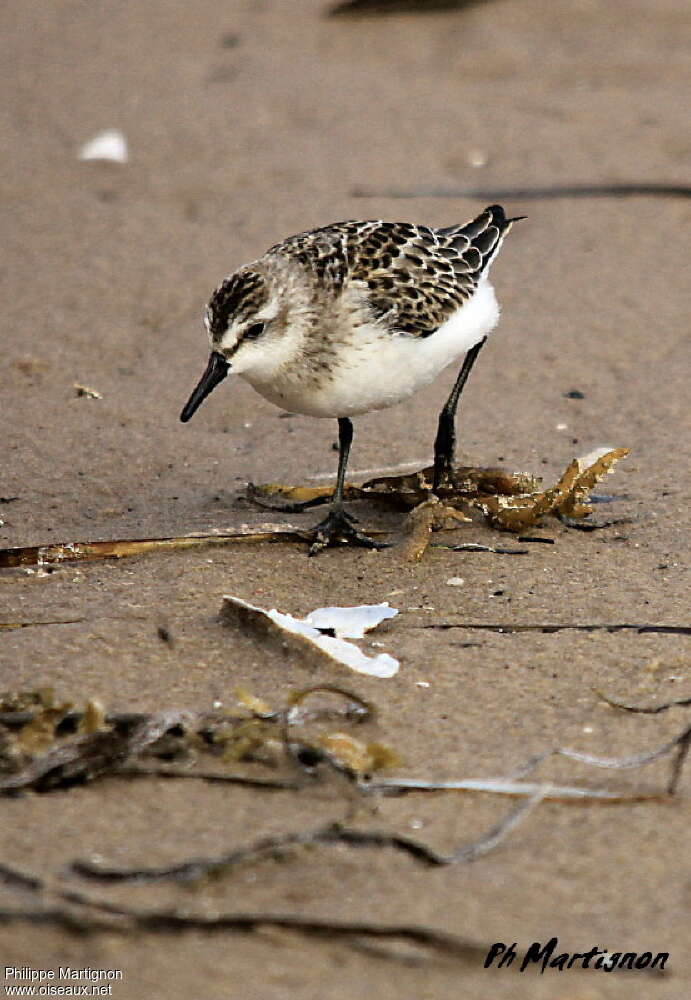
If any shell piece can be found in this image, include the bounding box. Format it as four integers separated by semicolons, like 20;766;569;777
303;603;397;638
221;596;400;678
78;130;128;163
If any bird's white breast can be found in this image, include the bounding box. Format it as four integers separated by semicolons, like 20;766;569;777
240;279;500;419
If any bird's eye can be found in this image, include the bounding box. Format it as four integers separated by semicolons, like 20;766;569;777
244;322;265;340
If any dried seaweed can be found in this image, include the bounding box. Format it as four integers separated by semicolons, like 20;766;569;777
0;906;121;935
0;862;43;893
252;464;541;514
3;683;686;799
668;731;691;795
0;858;488;962
252;449;630;557
352;182;691;200
0;710;192;794
0;619;83;631
476;448;629;531
116;766;301;790
442;542;529;554
400;498;471;562
287;685;375;722
70;795;540;885
596;691;691;715
281;686;395;779
0;900;487;963
246;481;333;512
421;622;691;635
330;0;488;15
0;451;629;568
0;687;386;794
371;722;691;799
0;525;307;569
556;514;634;531
0;681;687;965
367;778;656;802
510;731;691;777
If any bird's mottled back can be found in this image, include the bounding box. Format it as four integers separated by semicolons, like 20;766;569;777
264;205;515;337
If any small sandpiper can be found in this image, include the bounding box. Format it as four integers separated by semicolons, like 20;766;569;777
181;204;522;554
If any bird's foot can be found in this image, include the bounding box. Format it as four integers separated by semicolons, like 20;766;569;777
308;508;389;557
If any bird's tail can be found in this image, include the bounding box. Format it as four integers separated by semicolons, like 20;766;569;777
438;204;525;273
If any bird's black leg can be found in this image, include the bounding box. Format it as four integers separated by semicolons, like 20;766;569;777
309;417;388;555
432;337;487;493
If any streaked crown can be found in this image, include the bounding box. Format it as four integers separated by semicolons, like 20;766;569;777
205;269;269;347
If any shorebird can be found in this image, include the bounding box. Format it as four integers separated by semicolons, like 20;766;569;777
181;204;521;554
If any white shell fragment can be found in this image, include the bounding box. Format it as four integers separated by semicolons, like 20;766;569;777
78;130;128;163
221;596;399;678
303;602;397;639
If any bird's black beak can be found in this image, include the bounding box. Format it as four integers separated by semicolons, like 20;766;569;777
180;351;230;423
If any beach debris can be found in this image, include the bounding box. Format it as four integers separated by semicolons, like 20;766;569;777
469;447;630;531
280;685;394;778
0;524;310;568
444;542;529;555
0;661;686;977
330;0;487;15
3;684;685;798
401;497;471;561
596;691;691;715
0;706;192;794
466;148;488;168
251;447;630;555
0;869;488;964
69;795;540;887
73;383;102;399
370;720;691;798
221;596;400;678
234;686;273;718
393;446;628;558
156;625;174;647
0;684;688;968
0;686;387;794
0;449;630;569
366;776;660;802
78;129;128;163
352;181;691;201
317;732;400;777
303;602;397;638
0;619;83;631
420;622;690;636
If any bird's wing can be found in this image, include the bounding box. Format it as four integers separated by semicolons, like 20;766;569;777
270;206;513;337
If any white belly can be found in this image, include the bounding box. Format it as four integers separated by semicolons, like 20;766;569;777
242;280;500;418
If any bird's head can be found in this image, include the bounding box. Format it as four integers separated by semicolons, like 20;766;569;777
180;261;307;423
